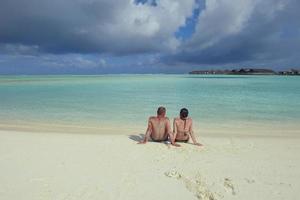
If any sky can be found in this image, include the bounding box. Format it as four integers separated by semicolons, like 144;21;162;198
0;0;299;74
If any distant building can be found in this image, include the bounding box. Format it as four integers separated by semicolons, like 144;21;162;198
278;69;299;75
232;68;276;75
189;70;228;74
189;68;276;75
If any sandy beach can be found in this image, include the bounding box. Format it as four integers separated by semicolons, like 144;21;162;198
0;130;299;200
1;0;300;198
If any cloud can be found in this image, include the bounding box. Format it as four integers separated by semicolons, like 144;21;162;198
187;0;258;50
1;0;300;74
0;44;40;55
0;0;196;55
168;0;300;68
40;55;108;69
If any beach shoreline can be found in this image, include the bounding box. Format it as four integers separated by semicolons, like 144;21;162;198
0;121;300;138
1;129;299;200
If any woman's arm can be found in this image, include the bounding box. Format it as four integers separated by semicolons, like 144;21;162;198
189;119;203;146
168;118;180;147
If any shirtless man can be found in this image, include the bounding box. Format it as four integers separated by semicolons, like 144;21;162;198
138;106;180;146
172;108;203;146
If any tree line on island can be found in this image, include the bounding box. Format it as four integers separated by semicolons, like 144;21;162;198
189;68;300;75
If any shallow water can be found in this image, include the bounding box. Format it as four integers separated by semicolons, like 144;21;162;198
0;75;299;135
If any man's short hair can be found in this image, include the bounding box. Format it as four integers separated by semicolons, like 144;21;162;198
157;106;166;115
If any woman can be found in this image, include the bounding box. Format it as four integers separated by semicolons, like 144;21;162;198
172;108;202;146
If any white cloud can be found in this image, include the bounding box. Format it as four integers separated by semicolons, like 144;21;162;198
166;0;300;68
94;0;197;53
185;0;258;50
185;0;288;50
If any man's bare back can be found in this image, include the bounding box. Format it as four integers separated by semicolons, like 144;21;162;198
147;116;170;141
138;106;180;146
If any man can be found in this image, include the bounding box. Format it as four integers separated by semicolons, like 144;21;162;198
138;106;180;147
172;108;203;146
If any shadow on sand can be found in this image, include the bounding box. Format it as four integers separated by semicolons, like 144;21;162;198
128;134;172;148
128;133;145;142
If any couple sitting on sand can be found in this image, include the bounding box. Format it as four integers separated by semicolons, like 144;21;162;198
138;106;203;147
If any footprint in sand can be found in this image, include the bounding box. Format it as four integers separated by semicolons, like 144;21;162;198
224;178;236;195
164;169;217;200
164;169;182;179
245;178;255;184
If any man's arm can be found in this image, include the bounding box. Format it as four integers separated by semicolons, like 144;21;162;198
188;119;203;146
138;118;152;144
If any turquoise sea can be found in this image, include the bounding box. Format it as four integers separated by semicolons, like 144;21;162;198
0;75;299;135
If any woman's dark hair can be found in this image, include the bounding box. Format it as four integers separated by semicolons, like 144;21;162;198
180;108;189;119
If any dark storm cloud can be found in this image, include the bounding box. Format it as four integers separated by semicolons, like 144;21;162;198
0;0;196;55
0;0;135;54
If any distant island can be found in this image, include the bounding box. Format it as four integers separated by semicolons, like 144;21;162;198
189;68;300;75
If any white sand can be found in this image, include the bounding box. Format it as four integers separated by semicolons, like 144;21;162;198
0;130;299;200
